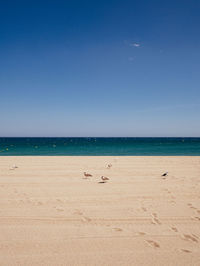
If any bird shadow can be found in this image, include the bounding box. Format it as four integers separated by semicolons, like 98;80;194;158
98;181;106;184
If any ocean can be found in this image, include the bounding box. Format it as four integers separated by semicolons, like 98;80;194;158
0;137;200;156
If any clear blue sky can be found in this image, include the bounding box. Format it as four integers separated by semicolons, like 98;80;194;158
0;0;200;137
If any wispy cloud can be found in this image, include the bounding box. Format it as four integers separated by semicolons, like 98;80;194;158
130;42;140;47
124;40;141;48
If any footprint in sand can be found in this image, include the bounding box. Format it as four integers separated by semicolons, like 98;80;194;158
146;240;160;248
152;217;161;224
171;227;178;232
181;249;192;253
82;216;91;222
74;209;83;216
113;228;123;232
193;216;200;221
182;234;198;243
56;199;62;203
187;203;196;210
151;213;161;225
55;207;64;212
141;207;147;212
138;232;146;236
73;210;91;222
192;234;199;239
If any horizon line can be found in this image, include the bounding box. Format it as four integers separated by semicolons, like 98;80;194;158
0;136;200;138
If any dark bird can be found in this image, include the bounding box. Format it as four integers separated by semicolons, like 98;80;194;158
162;172;168;177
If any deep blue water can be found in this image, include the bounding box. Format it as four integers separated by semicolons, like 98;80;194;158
0;138;200;156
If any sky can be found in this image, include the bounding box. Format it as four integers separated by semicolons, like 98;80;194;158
0;0;200;137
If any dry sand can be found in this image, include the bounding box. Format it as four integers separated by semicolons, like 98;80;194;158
0;156;200;266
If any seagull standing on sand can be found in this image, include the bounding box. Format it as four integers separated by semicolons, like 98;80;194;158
83;172;93;178
9;165;18;170
162;172;168;177
101;176;109;182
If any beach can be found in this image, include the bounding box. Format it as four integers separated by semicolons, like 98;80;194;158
0;156;200;266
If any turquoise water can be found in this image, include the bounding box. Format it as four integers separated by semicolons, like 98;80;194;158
0;138;200;156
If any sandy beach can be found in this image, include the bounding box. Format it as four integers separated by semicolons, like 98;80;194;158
0;156;200;266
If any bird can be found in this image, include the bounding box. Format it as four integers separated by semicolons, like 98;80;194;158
9;164;18;170
162;172;168;177
101;176;109;182
106;164;112;169
83;172;92;178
